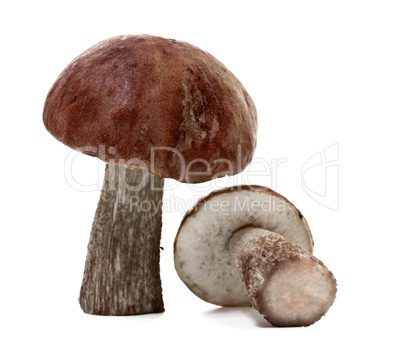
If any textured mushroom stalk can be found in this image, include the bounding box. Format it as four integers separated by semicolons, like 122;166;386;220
229;227;337;327
79;164;164;315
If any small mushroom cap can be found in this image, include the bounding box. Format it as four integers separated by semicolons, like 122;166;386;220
43;34;257;183
174;186;314;306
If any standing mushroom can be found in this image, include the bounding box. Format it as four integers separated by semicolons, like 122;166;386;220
174;186;337;326
43;35;257;315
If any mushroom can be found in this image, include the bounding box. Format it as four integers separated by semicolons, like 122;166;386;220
43;35;257;315
174;186;337;326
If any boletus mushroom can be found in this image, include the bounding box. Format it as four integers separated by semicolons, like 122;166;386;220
174;186;337;326
43;35;257;315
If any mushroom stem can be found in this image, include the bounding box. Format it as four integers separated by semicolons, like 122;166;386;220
79;164;164;315
229;227;337;327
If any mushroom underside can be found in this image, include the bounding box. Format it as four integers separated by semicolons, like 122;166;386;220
174;188;314;306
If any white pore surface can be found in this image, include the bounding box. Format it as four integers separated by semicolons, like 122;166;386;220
174;189;314;306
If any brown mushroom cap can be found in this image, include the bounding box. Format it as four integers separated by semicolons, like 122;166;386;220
43;34;257;183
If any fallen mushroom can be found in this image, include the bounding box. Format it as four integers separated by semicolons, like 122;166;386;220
174;186;337;326
43;35;257;315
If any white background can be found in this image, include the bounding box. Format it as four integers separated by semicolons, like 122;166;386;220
1;1;401;354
